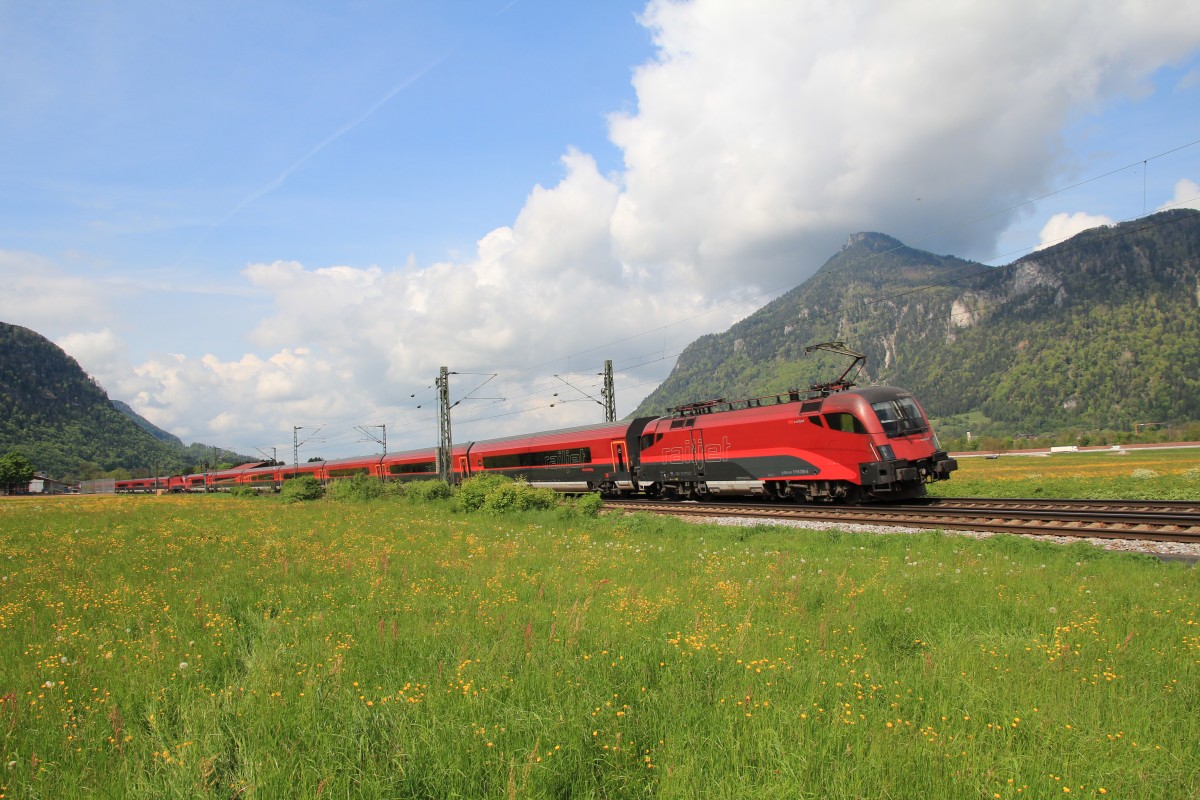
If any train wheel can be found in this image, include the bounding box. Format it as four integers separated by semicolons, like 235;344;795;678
838;485;863;506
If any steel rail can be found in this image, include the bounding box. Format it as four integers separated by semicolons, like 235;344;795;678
603;498;1200;544
917;497;1200;515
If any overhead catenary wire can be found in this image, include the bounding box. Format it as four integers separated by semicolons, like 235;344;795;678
604;206;1200;378
291;203;1200;458
509;139;1200;384
280;141;1200;456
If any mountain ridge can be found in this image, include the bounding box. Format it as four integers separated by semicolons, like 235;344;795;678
634;209;1200;441
0;322;248;479
4;210;1198;477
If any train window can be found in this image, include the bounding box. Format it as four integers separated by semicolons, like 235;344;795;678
328;468;369;478
388;462;435;475
823;412;866;433
641;433;655;449
482;447;592;469
670;420;686;429
871;396;929;437
809;416;824;427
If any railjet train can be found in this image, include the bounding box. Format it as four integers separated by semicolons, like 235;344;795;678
116;350;957;503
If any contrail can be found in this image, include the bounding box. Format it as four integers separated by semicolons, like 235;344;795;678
221;52;453;224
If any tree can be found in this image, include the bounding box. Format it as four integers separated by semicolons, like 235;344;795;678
0;451;36;495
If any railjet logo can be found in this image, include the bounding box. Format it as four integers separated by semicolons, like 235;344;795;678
660;436;733;464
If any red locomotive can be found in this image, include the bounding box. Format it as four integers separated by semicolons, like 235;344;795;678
115;344;956;503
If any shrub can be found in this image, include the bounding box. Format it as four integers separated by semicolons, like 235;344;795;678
457;473;561;513
279;475;323;503
228;485;260;499
324;474;393;502
556;491;605;520
481;481;558;513
456;473;514;512
576;491;605;516
404;479;453;502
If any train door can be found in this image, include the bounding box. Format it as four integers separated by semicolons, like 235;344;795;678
609;441;627;475
691;430;706;476
457;455;471;481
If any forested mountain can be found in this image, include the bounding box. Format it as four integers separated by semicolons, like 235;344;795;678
0;322;247;479
112;399;184;446
634;210;1200;439
5;211;1197;478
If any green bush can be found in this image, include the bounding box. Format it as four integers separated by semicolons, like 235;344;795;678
574;491;605;517
279;475;323;503
558;491;605;519
228;485;260;499
456;473;514;511
480;480;558;513
457;473;561;513
404;479;453;502
324;474;395;502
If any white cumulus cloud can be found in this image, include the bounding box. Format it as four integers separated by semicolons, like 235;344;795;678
0;251;122;334
610;0;1200;289
55;329;125;376
1035;212;1117;250
21;0;1200;457
1158;178;1200;211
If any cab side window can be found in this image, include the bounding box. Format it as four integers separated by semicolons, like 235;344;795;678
823;412;865;433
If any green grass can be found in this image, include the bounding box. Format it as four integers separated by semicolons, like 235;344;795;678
930;447;1200;500
0;494;1197;798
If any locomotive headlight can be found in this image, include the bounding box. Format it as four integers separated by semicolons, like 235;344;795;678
877;444;895;461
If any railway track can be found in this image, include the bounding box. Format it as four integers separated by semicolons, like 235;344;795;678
602;496;1200;544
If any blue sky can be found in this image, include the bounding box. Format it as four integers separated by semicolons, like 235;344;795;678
2;0;1199;462
3;1;652;356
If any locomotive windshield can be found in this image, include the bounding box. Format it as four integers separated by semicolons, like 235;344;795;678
871;396;929;437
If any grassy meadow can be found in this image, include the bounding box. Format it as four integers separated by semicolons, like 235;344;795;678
1;460;1198;798
929;446;1200;500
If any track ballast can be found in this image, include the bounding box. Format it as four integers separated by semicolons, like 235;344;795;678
602;496;1200;544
